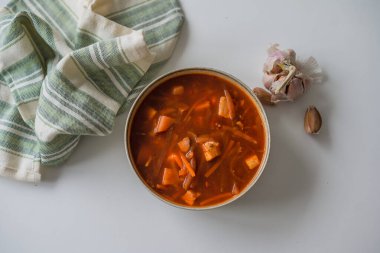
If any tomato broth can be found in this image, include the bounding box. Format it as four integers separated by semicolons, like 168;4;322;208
129;73;267;207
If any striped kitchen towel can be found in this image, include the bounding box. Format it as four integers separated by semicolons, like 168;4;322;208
0;0;184;182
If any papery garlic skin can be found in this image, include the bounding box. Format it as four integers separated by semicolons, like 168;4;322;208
264;44;296;74
262;44;322;102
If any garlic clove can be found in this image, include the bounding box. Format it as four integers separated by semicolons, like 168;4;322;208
263;72;276;90
304;106;322;134
286;78;304;101
253;87;275;106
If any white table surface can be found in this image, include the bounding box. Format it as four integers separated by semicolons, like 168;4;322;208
1;0;379;252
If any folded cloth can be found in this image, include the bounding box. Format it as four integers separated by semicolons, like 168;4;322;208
0;0;184;182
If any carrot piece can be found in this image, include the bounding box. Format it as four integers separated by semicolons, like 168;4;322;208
156;184;167;190
172;190;185;200
224;89;235;119
181;190;200;205
160;107;177;115
194;100;211;111
200;193;232;206
183;98;208;122
170;153;183;169
162;168;179;186
178;166;187;177
204;160;222;178
154;115;175;134
172;85;184;95
204;140;235;178
245;155;260;170
179;153;196;177
174;152;187;177
137;145;151;165
177;137;190;153
223;126;257;144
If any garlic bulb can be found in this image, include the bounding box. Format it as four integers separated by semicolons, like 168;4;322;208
263;44;323;102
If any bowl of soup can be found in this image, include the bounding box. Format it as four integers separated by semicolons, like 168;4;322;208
125;68;270;210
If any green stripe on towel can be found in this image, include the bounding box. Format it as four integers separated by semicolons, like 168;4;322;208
0;0;184;182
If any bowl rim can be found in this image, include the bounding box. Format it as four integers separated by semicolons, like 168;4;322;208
124;67;271;210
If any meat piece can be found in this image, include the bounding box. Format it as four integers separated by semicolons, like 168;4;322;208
190;158;196;170
182;174;193;190
218;90;235;119
202;141;221;162
186;150;194;159
162;168;179;186
177;137;190;153
181;190;200;205
245;155;260;170
224;89;235;119
154;115;175;134
172;85;184;95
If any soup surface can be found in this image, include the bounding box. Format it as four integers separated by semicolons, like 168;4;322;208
130;73;266;207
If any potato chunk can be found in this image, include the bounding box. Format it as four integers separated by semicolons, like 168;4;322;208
154;115;175;134
177;137;190;153
181;190;200;205
245;155;260;170
202;141;221;162
162;168;179;186
172;85;184;95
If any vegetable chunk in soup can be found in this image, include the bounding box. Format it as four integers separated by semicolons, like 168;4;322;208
130;73;266;207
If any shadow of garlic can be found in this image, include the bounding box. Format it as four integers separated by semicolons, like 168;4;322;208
262;44;323;102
